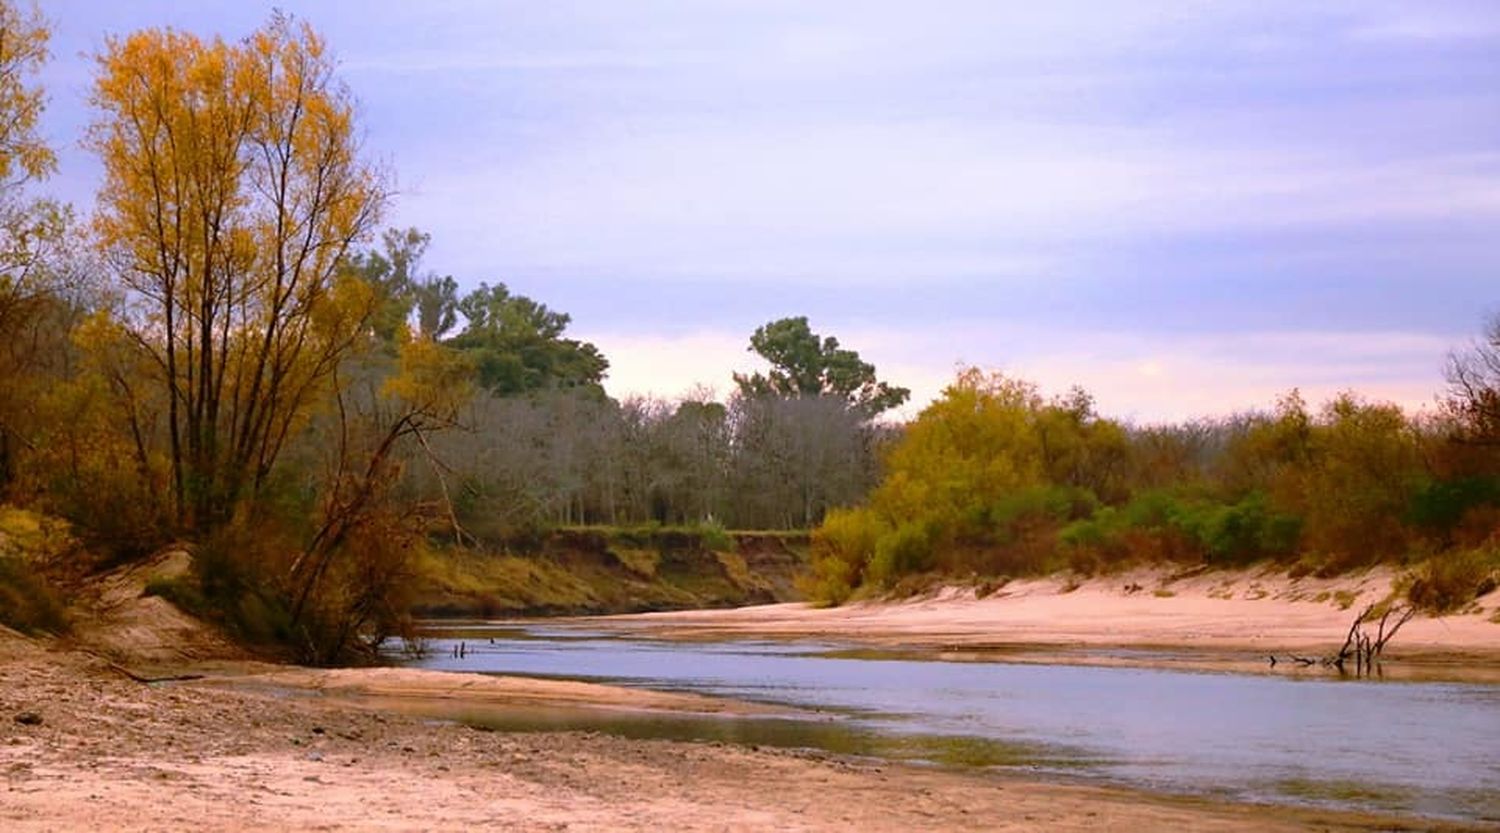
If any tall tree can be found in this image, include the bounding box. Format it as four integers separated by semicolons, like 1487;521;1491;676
734;316;909;417
88;14;386;530
0;0;64;489
448;281;607;396
346;227;460;344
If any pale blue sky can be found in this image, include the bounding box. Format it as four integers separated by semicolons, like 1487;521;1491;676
36;1;1500;420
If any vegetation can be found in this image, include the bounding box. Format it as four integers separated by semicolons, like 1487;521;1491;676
411;527;806;617
807;367;1500;605
734;316;910;417
0;507;68;635
0;1;1496;661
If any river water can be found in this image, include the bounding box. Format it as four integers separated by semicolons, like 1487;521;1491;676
409;623;1500;822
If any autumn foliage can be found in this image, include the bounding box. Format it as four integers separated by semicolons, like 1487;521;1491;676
807;369;1500;605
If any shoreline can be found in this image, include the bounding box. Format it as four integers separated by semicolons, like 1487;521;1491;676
4;631;1485;831
574;566;1500;679
4;562;1497;831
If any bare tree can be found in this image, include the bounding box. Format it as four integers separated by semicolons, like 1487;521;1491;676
1446;314;1500;444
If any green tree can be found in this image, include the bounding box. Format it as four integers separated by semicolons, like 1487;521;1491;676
346;227;460;345
447;281;607;396
733;316;909;417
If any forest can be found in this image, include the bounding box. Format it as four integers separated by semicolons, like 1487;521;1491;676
2;7;1498;662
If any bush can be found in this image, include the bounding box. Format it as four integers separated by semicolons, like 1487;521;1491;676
1407;477;1500;539
802;507;886;604
1405;547;1499;614
867;521;935;586
1188;493;1302;566
150;531;298;649
694;519;736;553
0;556;67;635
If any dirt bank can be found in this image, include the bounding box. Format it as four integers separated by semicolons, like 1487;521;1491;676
592;565;1500;671
413;528;809;618
2;630;1456;832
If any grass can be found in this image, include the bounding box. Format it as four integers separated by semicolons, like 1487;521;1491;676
1331;589;1359;610
610;547;659;578
1152;589;1176;598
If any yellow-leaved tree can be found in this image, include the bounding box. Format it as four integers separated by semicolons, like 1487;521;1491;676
0;0;67;489
87;13;386;532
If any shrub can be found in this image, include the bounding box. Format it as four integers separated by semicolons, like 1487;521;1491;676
1407;477;1500;540
695;519;736;553
802;507;886;604
867;521;935;586
0;556;67;635
1192;493;1302;566
1405;547;1499;614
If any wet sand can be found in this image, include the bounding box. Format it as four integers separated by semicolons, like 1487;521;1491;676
0;629;1464;832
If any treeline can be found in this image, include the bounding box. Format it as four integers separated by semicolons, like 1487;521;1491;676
421;391;886;535
809;361;1500;607
351;235;900;534
0;8;899;660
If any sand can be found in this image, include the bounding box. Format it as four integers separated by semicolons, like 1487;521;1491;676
592;566;1500;673
4;562;1496;831
0;628;1461;832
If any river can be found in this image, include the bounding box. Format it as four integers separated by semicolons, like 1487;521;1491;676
408;622;1500;823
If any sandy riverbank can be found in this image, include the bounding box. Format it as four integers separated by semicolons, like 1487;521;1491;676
591;566;1500;670
1;628;1464;832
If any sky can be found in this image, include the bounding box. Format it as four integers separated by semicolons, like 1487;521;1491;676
35;1;1500;422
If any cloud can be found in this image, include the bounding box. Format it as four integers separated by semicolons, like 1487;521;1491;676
586;324;1455;424
35;0;1500;424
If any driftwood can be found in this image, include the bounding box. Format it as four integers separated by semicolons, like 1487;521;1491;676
100;659;205;684
1268;603;1416;677
79;650;206;684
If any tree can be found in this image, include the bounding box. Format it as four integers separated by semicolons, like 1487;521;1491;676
1447;314;1500;444
88;13;386;531
0;0;65;490
448;281;607;396
345;227;460;345
733;316;909;417
0;0;51;190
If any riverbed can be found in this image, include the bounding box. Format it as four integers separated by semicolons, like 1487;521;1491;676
413;622;1500;823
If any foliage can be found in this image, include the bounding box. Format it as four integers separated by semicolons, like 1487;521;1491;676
1407;476;1500;544
803;507;885;604
0;555;66;634
87;13;387;532
0;1;53;187
807;365;1467;604
1405;547;1499;615
734;316;909;417
447;282;607;396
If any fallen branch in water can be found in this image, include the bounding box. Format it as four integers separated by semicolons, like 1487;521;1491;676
1268;603;1417;676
